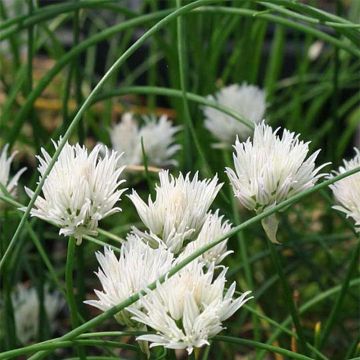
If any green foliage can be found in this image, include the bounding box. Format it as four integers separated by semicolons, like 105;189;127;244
0;0;359;359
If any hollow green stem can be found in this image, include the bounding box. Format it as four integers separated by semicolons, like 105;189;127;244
267;241;307;354
66;237;79;327
177;0;193;172
66;236;86;359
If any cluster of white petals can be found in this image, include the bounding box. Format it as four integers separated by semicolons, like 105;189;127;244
85;234;174;326
110;113;181;168
26;141;126;243
226;121;327;242
203;83;266;145
0;144;26;196
128;170;222;253
226;122;326;211
11;284;63;344
181;210;233;266
129;261;253;354
86;169;246;353
329;148;360;230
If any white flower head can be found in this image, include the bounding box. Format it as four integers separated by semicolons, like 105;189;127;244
11;284;63;344
84;234;174;326
26;141;126;244
203;83;266;145
129;260;253;354
0;144;26;197
181;210;233;266
329;148;360;230
110;113;181;168
226;121;328;243
128;170;223;254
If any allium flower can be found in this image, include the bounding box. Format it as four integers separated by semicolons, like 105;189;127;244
203;83;266;145
329;148;360;230
181;211;233;266
84;234;174;326
226;121;328;243
0;144;26;196
129;261;253;354
11;284;63;344
128;170;222;254
110;113;181;168
26;141;126;244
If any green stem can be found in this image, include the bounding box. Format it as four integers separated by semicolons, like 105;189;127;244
319;240;360;349
198;6;360;57
0;339;137;359
177;0;192;172
66;237;86;360
66;237;79;327
73;5;85;144
27;0;41;153
0;0;131;33
267;241;307;354
92;86;251;128
26;221;65;295
213;336;313;360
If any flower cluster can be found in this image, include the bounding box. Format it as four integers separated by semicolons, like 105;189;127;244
203;83;266;145
26;141;126;244
226;121;328;243
110;113;181;169
86;170;251;354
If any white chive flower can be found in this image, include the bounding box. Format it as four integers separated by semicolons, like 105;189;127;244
226;121;328;243
11;284;63;344
110;113;181;168
129;261;253;354
84;234;174;326
0;144;26;196
329;148;360;230
181;211;233;266
128;170;223;254
25;141;126;244
203;83;266;145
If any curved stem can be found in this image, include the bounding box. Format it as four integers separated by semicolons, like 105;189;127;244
0;339;136;359
92;86;251;127
213;336;313;360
